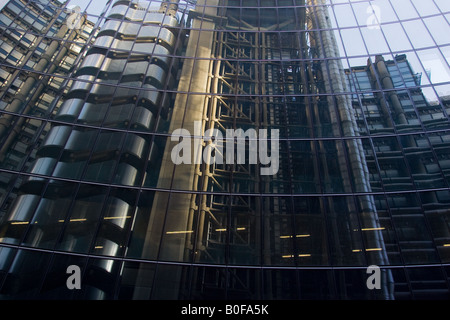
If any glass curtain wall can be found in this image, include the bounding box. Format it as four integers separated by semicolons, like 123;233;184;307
0;0;448;300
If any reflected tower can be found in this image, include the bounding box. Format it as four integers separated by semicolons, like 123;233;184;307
0;0;449;300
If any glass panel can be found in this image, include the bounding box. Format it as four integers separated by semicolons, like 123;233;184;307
0;249;51;299
56;185;109;253
1;0;450;301
151;263;190;299
119;261;156;300
326;196;366;266
390;0;419;20
39;253;87;299
298;269;334;299
90;188;138;257
381;23;413;52
334;268;377;299
262;269;299;299
21;187;75;249
407;266;449;299
79;258;122;300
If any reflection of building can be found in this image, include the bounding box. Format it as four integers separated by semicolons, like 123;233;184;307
347;54;450;270
0;0;449;300
0;0;94;220
349;54;450;133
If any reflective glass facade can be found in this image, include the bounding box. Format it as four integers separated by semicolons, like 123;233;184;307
0;0;449;300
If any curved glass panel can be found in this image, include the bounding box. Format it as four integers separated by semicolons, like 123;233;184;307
0;0;449;300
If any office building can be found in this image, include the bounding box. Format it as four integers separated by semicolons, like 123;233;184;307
0;0;449;300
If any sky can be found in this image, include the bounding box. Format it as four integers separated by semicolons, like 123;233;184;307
64;0;109;17
64;0;450;100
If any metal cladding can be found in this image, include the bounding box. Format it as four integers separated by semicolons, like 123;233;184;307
1;0;180;255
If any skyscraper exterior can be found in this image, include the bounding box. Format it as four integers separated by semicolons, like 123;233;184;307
0;0;449;300
0;0;95;219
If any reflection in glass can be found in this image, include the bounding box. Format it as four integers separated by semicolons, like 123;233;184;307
0;0;449;300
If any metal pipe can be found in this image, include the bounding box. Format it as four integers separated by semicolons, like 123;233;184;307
160;0;180;17
0;20;84;160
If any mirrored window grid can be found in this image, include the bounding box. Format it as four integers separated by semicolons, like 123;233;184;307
0;0;449;300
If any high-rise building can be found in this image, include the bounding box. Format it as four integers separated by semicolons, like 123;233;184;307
0;0;95;220
0;0;449;300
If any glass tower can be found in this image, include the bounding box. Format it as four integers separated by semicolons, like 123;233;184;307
0;0;449;300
